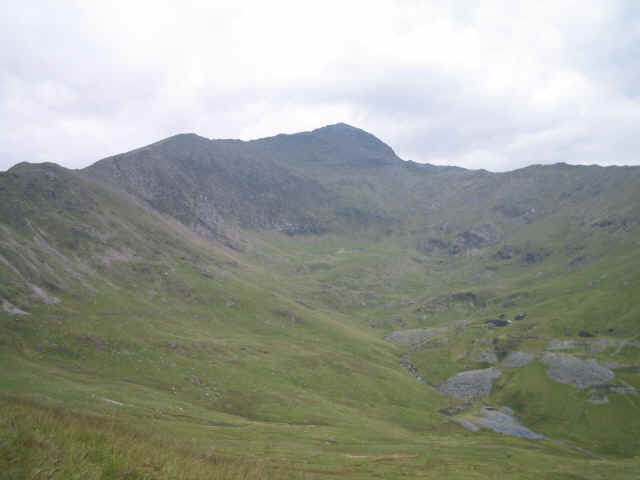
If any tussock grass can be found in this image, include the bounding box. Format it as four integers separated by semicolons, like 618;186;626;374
0;397;315;480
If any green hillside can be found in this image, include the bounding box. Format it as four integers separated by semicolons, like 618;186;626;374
1;126;640;478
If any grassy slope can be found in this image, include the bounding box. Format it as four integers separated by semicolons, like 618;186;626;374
1;162;640;478
248;202;640;460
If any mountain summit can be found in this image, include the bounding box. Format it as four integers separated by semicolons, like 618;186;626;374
247;122;402;168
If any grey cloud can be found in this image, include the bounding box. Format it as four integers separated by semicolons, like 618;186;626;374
1;0;640;172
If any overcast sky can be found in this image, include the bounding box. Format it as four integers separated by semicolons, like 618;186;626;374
2;1;640;171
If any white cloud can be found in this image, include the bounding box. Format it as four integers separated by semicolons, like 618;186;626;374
1;0;639;171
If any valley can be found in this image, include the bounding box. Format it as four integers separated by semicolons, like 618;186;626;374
1;124;639;479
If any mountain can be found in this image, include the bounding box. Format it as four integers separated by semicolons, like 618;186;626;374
84;133;329;242
84;124;640;264
2;124;640;479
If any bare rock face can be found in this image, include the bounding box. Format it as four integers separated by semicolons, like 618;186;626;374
384;328;441;344
502;351;535;367
437;367;502;400
541;353;614;389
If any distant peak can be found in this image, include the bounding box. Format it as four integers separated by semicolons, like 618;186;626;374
312;122;364;134
321;122;358;129
126;132;211;154
157;132;210;144
7;161;64;174
252;122;402;167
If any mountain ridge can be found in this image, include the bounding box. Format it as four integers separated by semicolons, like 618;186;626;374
5;122;640;174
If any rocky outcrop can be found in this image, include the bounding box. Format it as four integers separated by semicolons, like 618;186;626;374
541;353;614;389
460;407;545;440
418;224;500;255
437;368;502;400
502;351;535;367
